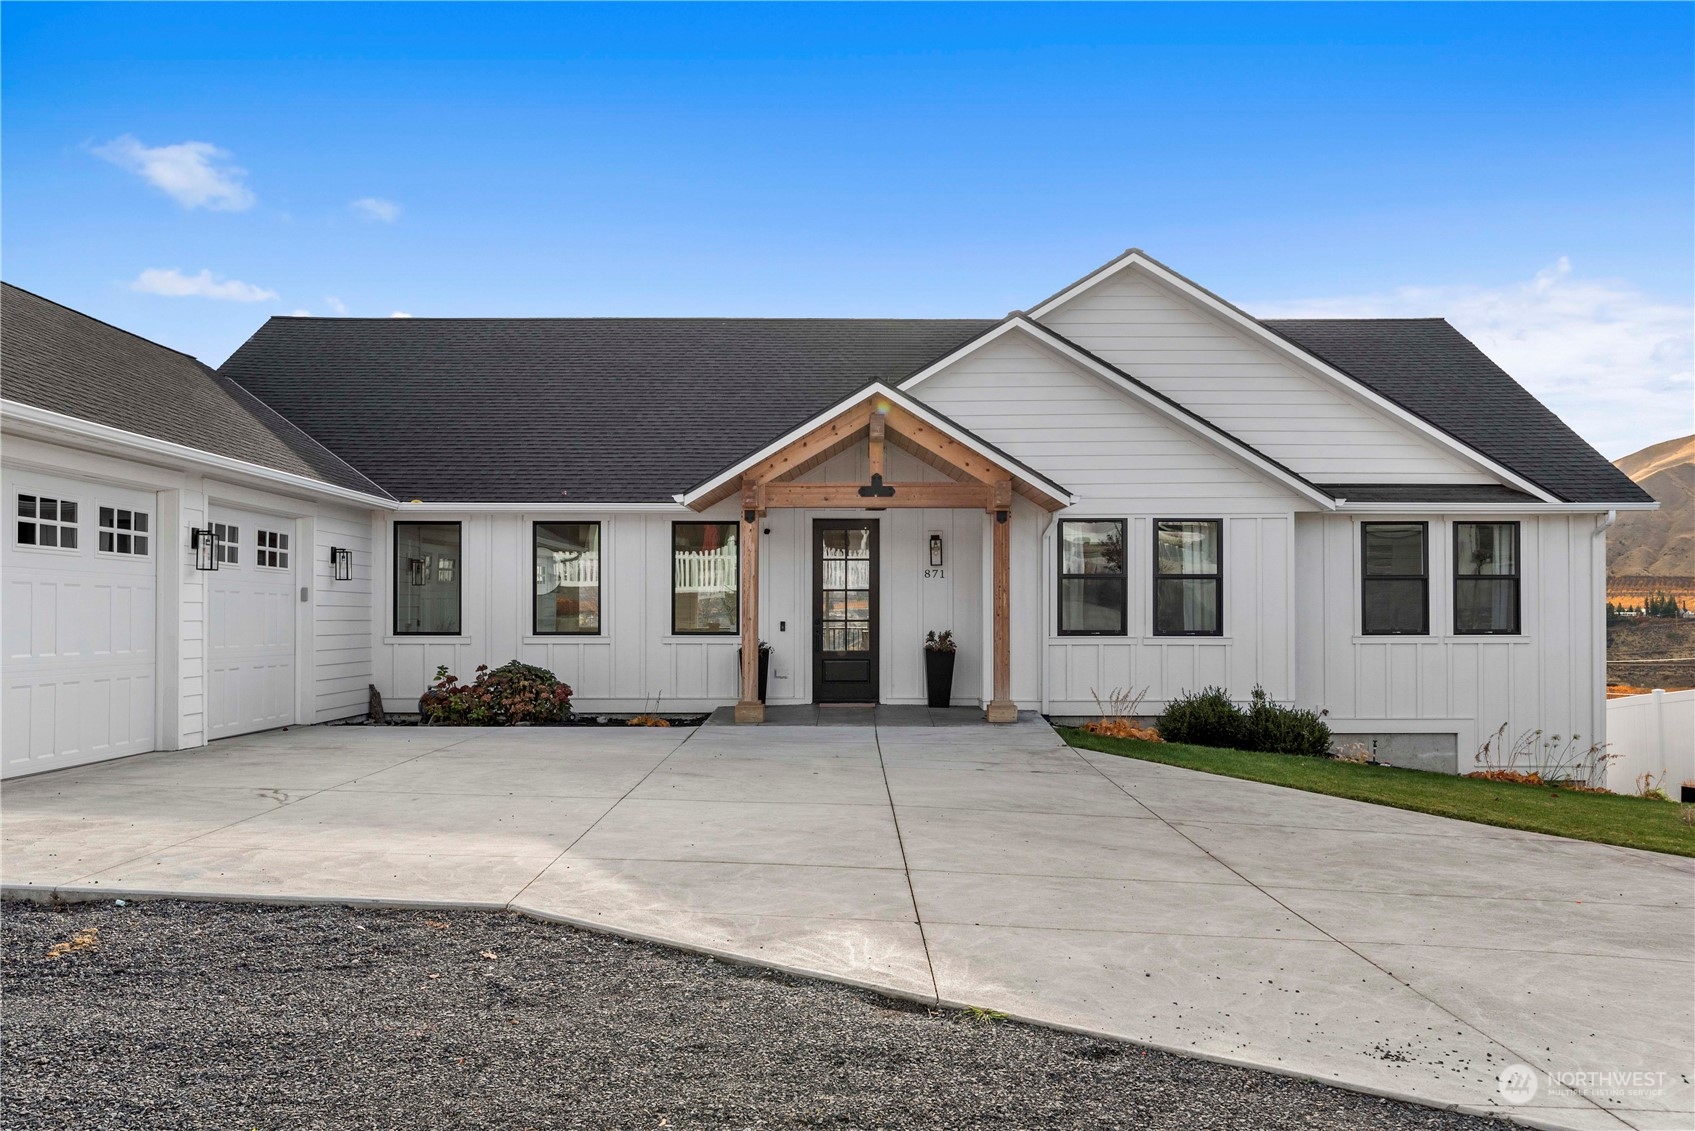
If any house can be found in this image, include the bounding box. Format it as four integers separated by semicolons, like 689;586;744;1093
0;250;1656;779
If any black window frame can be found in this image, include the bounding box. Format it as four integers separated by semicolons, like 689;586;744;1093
1453;521;1521;636
1360;521;1429;636
532;520;603;636
670;520;740;636
1153;519;1223;638
1056;518;1128;636
393;520;464;637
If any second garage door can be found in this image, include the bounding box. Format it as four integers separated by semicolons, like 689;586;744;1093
207;505;297;739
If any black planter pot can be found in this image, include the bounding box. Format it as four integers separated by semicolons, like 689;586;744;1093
737;647;771;702
925;649;956;708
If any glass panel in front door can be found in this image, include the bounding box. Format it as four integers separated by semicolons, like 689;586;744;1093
821;526;872;653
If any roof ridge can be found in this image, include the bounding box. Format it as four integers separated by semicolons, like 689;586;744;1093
2;281;205;362
264;314;1000;324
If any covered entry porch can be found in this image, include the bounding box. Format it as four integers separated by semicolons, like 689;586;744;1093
680;384;1071;723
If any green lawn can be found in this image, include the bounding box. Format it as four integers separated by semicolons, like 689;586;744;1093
1060;728;1695;858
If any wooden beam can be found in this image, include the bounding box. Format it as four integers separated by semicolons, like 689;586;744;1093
735;479;764;723
882;403;1012;486
761;482;994;510
744;402;875;485
985;486;1016;723
867;411;886;480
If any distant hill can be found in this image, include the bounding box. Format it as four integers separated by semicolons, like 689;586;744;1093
1608;434;1694;578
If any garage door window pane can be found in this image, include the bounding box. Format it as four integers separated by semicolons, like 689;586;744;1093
395;522;462;635
534;522;601;634
18;493;78;550
100;507;151;556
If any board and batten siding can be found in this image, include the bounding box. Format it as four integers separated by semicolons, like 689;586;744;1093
311;503;375;722
1294;512;1609;765
907;329;1307;714
1038;267;1484;485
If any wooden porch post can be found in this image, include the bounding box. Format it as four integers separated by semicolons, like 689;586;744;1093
986;481;1017;723
735;480;764;723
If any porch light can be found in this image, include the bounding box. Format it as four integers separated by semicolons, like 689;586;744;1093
330;546;353;582
191;527;218;571
929;533;944;568
408;557;427;586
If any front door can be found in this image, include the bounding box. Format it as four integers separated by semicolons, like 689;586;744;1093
813;520;878;702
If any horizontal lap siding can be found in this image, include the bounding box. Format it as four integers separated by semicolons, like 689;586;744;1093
1040;271;1479;484
910;332;1303;714
313;505;374;721
1295;512;1604;764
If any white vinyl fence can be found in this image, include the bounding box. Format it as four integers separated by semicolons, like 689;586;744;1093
1606;689;1695;796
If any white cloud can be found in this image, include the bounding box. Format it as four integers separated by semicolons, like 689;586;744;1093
288;309;313;317
129;268;278;303
92;135;255;211
390;311;413;318
325;295;349;316
350;197;400;223
1253;259;1695;459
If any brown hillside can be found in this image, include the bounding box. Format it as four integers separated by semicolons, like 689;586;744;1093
1607;434;1694;578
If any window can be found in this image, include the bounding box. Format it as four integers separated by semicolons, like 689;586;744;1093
1154;520;1222;635
1057;520;1126;635
17;494;78;549
1362;523;1428;635
534;522;601;634
1454;522;1520;635
394;522;462;635
672;522;738;634
213;522;240;565
255;528;290;569
98;507;150;556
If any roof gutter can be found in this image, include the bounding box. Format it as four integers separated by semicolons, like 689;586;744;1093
1;399;400;511
1332;501;1657;515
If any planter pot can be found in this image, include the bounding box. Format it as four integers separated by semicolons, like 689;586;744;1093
737;647;771;702
925;649;956;708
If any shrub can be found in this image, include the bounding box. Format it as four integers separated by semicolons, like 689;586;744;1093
1156;687;1249;749
1245;685;1332;757
420;662;573;725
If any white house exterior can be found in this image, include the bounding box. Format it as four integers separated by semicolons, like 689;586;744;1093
1;251;1656;779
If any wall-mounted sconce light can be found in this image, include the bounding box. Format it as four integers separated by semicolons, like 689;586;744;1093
408;557;427;586
330;546;352;582
191;527;218;571
929;532;944;568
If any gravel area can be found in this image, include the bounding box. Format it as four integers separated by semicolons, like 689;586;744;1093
3;899;1503;1130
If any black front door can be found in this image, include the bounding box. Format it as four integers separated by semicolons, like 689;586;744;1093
813;520;878;702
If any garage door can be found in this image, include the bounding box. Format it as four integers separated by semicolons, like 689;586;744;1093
2;470;157;778
206;505;297;739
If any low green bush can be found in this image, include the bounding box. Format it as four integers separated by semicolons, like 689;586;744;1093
1157;684;1332;756
420;661;574;725
1246;685;1332;757
1156;686;1249;749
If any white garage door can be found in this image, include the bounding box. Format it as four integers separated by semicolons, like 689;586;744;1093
207;505;297;739
2;470;157;778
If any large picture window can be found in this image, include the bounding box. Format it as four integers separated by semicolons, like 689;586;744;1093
1154;520;1222;636
1361;522;1428;635
672;522;738;634
1057;519;1126;635
394;522;462;635
534;522;601;635
1454;522;1520;635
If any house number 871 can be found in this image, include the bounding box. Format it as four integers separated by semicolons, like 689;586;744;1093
924;568;946;579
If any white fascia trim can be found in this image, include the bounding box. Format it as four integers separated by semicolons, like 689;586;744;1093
678;380;1074;508
1;399;398;510
1026;252;1563;504
397;500;692;514
899;319;1338;511
1332;501;1659;514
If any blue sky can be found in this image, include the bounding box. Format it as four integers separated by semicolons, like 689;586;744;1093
4;2;1691;456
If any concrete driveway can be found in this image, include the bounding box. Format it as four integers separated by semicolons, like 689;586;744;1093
3;721;1689;1131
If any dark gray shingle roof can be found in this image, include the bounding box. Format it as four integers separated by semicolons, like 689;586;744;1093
1262;318;1651;504
1;283;390;499
1318;484;1543;505
219;316;999;502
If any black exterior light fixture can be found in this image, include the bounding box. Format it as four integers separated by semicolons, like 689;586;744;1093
330;546;352;581
191;527;218;571
408;557;427;586
929;533;944;567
